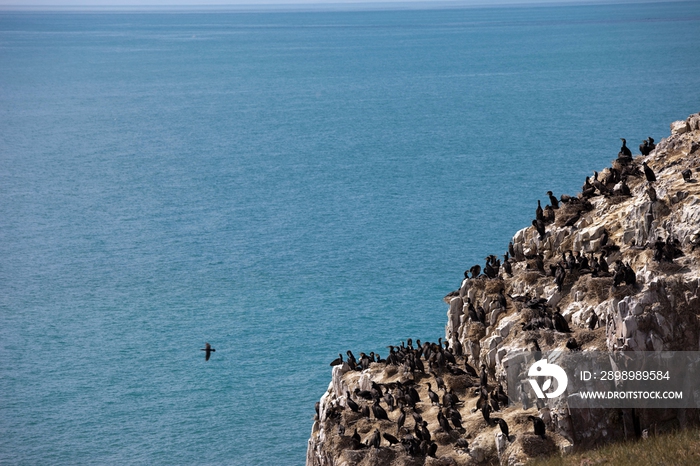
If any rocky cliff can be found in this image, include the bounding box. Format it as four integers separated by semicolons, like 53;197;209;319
307;112;700;466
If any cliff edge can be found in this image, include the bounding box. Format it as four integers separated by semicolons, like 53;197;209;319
307;113;700;466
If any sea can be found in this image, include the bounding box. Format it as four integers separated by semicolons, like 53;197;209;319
1;1;699;464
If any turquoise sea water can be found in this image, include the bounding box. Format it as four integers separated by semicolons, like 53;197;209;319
1;2;699;464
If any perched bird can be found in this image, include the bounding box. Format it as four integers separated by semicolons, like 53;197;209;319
329;353;343;366
367;429;381;449
201;342;216;361
642;161;656;182
351;428;362;449
618;138;632;159
383;432;400;446
372;398;389;421
535;200;544;222
547;191;559;209
566;337;581;351
588;312;599;330
528;415;546;438
553;309;571;333
345;391;360;413
494;417;510;440
479;364;488;388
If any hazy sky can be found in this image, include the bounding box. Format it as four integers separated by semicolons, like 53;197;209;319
0;0;654;9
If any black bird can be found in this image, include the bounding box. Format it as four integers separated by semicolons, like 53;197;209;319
330;353;343;366
372;398;389;421
535;200;544;221
618;138;632;158
428;384;440;406
411;409;423;427
481;402;491;424
351;428;362;449
642;162;656;182
427;442;438;458
503;256;512;276
553;309;571;333
497;289;507;309
396;407;406;433
345;391;360;412
493;417;510;440
383;390;395;412
464;361;478;377
592;171;611;196
479;364;488;388
554;264;566;292
420;421;432;442
647;137;655;151
201;342;216;361
383;433;400;446
361;404;370;419
588;312;599;330
530;339;542;361
566;337;581;351
528;415;546;438
640;138;650;156
367;429;381;449
547;191;559;209
437;411;452;433
532;218;546;240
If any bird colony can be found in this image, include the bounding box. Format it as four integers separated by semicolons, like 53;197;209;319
307;113;700;466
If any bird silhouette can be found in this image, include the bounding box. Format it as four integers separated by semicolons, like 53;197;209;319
201;342;216;361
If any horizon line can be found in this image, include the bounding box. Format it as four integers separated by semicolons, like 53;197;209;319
0;0;679;14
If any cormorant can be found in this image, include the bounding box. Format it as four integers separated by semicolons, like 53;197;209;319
547;191;559;209
372;398;389;421
532;218;546;240
588;312;598;330
481;402;491;424
479;363;488;388
437;411;452;433
351;428;362;449
497;289;507;309
554;264;566;292
535;200;544;222
427;383;440;406
640;139;650;155
503;255;512;276
592;171;611;196
427;442;438;458
528;415;546;438
642;162;656;182
618;138;632;158
329;353;343;366
345;391;360;412
383;433;400;446
464;360;478;377
566;337;581;351
396;407;406;433
201;342;216;361
553;309;571;333
494;418;510;440
367;429;381;449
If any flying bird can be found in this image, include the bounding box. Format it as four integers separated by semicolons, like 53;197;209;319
201;342;216;361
